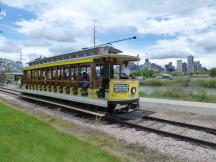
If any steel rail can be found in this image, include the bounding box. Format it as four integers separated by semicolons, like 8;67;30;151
106;116;216;149
20;94;105;118
0;87;105;118
143;116;216;135
0;87;20;96
0;86;20;92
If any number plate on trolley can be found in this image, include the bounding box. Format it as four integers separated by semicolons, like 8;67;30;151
114;84;129;93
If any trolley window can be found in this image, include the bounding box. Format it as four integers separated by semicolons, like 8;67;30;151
96;65;102;80
80;65;91;80
70;66;76;80
114;64;120;79
47;68;52;79
27;70;31;79
53;68;57;80
63;66;69;79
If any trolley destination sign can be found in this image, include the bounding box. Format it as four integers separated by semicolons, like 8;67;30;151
114;84;129;93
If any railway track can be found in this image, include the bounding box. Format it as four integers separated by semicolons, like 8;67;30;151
1;86;216;149
142;116;216;135
107;114;216;149
0;86;20;96
0;86;105;119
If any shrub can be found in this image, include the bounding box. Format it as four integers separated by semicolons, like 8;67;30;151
175;78;191;87
162;86;189;98
139;86;216;103
140;78;191;87
141;86;189;98
140;78;216;88
140;79;168;86
192;78;216;88
132;70;159;78
169;72;184;77
195;88;208;101
210;68;216;78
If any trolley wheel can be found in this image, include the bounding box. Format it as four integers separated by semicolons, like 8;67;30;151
129;102;139;110
107;104;116;113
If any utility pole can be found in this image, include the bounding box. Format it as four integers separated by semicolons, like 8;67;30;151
93;25;96;47
0;0;3;33
137;54;139;67
19;48;22;63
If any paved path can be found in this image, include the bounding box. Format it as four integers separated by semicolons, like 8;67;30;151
140;97;216;115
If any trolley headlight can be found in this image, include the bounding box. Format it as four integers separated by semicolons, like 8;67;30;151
131;87;136;94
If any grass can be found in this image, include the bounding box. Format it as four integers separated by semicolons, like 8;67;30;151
139;86;216;103
0;102;121;162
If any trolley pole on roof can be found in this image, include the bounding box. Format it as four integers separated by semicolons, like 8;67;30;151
95;36;137;47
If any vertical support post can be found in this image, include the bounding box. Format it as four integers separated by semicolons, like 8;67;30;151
69;65;72;81
70;87;74;96
78;88;82;96
51;85;55;92
57;86;60;93
63;86;67;95
91;62;96;89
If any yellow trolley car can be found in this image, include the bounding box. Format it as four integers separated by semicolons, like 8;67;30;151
21;46;140;112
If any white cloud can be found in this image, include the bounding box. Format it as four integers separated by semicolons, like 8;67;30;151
12;0;216;38
16;19;79;42
9;0;215;34
197;54;216;68
0;37;20;60
2;0;216;68
135;7;216;35
22;46;51;60
0;36;51;63
190;31;216;53
0;36;20;53
2;0;52;12
143;37;193;59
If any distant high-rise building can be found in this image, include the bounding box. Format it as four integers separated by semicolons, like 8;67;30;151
165;62;175;72
144;59;151;70
145;59;149;63
139;56;206;73
128;61;137;70
140;59;163;71
194;61;202;72
177;60;183;72
182;62;187;73
187;55;194;72
150;63;162;71
201;67;207;72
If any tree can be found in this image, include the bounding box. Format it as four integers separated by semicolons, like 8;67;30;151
131;69;159;78
0;71;5;86
169;71;184;76
210;68;216;78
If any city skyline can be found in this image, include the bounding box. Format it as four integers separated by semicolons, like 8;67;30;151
140;54;207;72
0;1;215;68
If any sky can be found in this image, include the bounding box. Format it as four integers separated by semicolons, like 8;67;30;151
0;0;216;68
